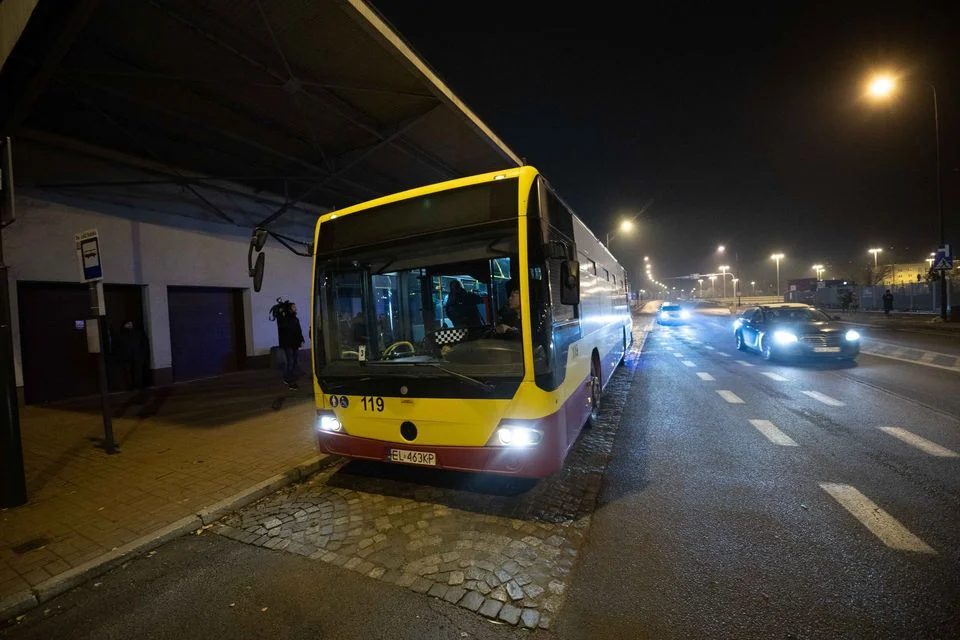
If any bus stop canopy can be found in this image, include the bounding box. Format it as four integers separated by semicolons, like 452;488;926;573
0;0;521;238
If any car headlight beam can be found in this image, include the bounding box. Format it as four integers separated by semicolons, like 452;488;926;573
317;412;342;432
845;330;861;341
772;330;798;345
496;425;542;447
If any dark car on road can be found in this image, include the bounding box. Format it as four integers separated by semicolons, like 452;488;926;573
657;303;690;325
734;303;860;362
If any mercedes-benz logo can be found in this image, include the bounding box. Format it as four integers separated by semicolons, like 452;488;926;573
400;386;408;395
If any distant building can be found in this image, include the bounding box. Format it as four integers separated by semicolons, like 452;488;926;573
875;263;928;286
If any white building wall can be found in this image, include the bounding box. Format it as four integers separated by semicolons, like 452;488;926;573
5;196;313;386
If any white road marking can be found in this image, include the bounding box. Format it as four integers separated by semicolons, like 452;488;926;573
673;352;685;358
748;419;798;446
819;483;935;554
682;360;696;367
802;390;845;406
761;372;788;382
716;390;744;404
859;348;960;373
717;352;731;357
879;427;959;458
705;346;716;350
736;360;755;367
696;372;715;381
665;346;674;350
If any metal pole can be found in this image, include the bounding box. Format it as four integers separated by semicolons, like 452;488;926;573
776;259;780;298
930;83;947;321
90;282;116;454
0;137;27;507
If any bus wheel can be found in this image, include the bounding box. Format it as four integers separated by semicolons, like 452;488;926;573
586;360;601;428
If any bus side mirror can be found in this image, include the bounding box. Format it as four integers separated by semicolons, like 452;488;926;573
560;260;580;305
248;228;268;292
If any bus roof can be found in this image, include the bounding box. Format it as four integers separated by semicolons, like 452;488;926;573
317;166;538;225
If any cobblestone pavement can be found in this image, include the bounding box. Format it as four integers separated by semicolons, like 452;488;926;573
216;330;647;629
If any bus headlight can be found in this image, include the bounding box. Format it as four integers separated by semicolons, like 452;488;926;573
317;412;342;432
773;330;798;345
845;330;861;341
496;425;542;447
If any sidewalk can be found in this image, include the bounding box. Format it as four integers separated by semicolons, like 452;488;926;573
1;370;324;621
831;311;960;334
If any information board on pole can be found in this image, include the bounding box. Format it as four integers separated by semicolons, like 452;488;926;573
75;229;103;282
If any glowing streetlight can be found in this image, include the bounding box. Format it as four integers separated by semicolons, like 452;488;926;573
863;70;946;319
717;245;725;253
698;278;704;297
731;277;739;297
643;256;649;262
866;74;896;99
708;275;717;298
750;280;757;295
606;217;636;247
770;253;784;297
868;247;882;270
812;264;825;280
718;265;730;298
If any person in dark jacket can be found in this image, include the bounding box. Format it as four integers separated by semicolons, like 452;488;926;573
275;301;305;389
882;289;894;317
113;319;149;391
445;279;484;327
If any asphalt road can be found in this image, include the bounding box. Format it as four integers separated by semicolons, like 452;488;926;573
3;311;957;639
558;311;960;639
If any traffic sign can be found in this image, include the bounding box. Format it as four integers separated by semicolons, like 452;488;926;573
75;229;103;281
932;245;953;271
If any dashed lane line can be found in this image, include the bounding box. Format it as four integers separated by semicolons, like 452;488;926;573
819;483;936;554
716;390;745;404
704;346;716;350
696;372;715;381
879;427;959;458
717;352;732;357
761;372;788;382
748;419;798;446
681;360;696;367
802;390;845;406
673;352;685;358
736;360;755;367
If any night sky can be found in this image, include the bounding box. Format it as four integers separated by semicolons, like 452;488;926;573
372;1;958;292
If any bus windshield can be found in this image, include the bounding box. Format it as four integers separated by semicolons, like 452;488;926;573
315;221;525;379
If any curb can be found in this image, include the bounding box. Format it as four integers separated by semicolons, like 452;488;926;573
1;454;339;623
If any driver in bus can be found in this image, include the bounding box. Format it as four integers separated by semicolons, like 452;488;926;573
494;280;521;339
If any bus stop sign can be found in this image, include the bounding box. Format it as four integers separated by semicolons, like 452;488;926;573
75;229;103;281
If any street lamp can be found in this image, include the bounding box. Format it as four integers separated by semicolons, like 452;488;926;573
865;71;947;320
708;275;717;298
606;218;635;248
812;264;825;280
698;278;704;297
731;277;739;297
770;253;784;297
718;265;730;298
717;245;725;254
750;281;757;295
868;248;882;269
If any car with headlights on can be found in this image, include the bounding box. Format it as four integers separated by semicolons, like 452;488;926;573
733;303;860;362
657;303;690;325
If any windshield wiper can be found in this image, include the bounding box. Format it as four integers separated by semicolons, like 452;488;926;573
411;362;495;393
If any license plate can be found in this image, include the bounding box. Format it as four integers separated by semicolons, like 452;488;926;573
814;347;841;353
389;449;436;466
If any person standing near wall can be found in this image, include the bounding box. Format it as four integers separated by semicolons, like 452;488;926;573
112;319;149;391
271;299;305;390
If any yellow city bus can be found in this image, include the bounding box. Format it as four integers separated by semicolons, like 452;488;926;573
311;166;631;477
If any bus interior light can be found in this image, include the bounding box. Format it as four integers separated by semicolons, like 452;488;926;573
317;412;342;432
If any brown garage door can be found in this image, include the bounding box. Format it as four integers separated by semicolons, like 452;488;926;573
167;286;245;382
18;282;145;404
